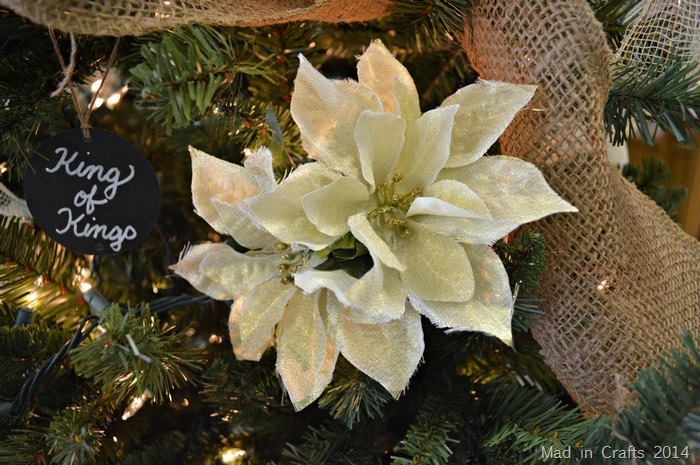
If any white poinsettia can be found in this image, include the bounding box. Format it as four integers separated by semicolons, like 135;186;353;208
247;40;577;346
171;146;423;410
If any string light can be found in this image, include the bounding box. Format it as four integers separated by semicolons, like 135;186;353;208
219;448;247;464
121;389;151;420
14;307;35;327
78;270;110;316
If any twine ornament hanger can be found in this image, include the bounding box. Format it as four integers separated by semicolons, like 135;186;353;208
48;29;120;142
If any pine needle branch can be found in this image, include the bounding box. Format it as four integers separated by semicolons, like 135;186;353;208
129;25;276;135
69;305;203;405
602;331;700;463
391;396;462;465
0;220;87;327
46;399;111;465
481;385;594;465
318;357;392;429
606;58;700;146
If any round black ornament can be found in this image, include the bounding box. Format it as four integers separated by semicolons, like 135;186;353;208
24;129;160;255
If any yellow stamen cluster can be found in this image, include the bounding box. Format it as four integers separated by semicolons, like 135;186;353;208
366;173;422;237
275;243;308;284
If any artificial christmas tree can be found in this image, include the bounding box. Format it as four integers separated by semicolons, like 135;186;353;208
0;1;698;464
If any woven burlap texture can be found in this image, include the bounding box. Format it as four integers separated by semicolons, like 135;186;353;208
0;0;391;36
464;0;700;415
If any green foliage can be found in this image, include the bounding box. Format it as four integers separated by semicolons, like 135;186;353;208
0;219;88;328
282;420;383;465
46;401;110;465
589;0;640;47
384;0;468;51
493;228;547;294
602;331;700;464
606;59;700;146
623;157;688;220
69;305;203;405
391;396;462;465
481;386;594;465
0;10;123;178
129;25;275;134
114;432;186;465
317;357;392;429
0;323;72;398
0;425;50;464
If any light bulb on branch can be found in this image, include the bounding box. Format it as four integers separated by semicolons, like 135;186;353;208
121;389;151;420
219;447;247;464
79;278;109;316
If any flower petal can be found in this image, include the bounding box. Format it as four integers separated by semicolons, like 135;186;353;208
247;162;340;250
348;213;404;271
407;179;490;218
409;245;514;346
342;264;406;323
239;278;297;360
393;222;474;302
413;215;520;245
229;295;272;360
211;200;277;249
393;78;421;123
243;147;277;193
291;55;381;178
439;155;578;225
276;291;339;410
395;105;459;192
295;266;406;324
441;80;536;167
190;146;260;233
302;177;369;237
328;295;423;397
357;40;420;118
199;247;279;296
170;243;234;300
355;110;406;189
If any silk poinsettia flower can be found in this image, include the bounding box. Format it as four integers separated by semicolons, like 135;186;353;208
247;40;577;346
171;146;423;410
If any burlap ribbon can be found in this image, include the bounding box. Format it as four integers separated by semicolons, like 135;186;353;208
0;0;392;36
464;0;700;415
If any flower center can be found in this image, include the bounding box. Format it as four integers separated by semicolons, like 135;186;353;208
274;242;309;284
366;172;422;238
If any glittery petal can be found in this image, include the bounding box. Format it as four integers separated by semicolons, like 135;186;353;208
276;291;338;410
291;55;381;178
357;40;419;117
355;110;406;189
169;243;233;300
395;105;459;192
211;200;277;250
247;162;340;250
393;222;474;302
329;295;423;397
409;245;514;347
348;213;404;271
190;146;260;234
199;247;279;296
441;80;536;167
295;266;406;324
229;295;272;361
302;176;369;236
439;156;578;225
243;147;277;193
407;179;491;218
239;278;297;360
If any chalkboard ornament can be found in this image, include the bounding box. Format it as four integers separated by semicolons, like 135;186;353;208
24;129;160;255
